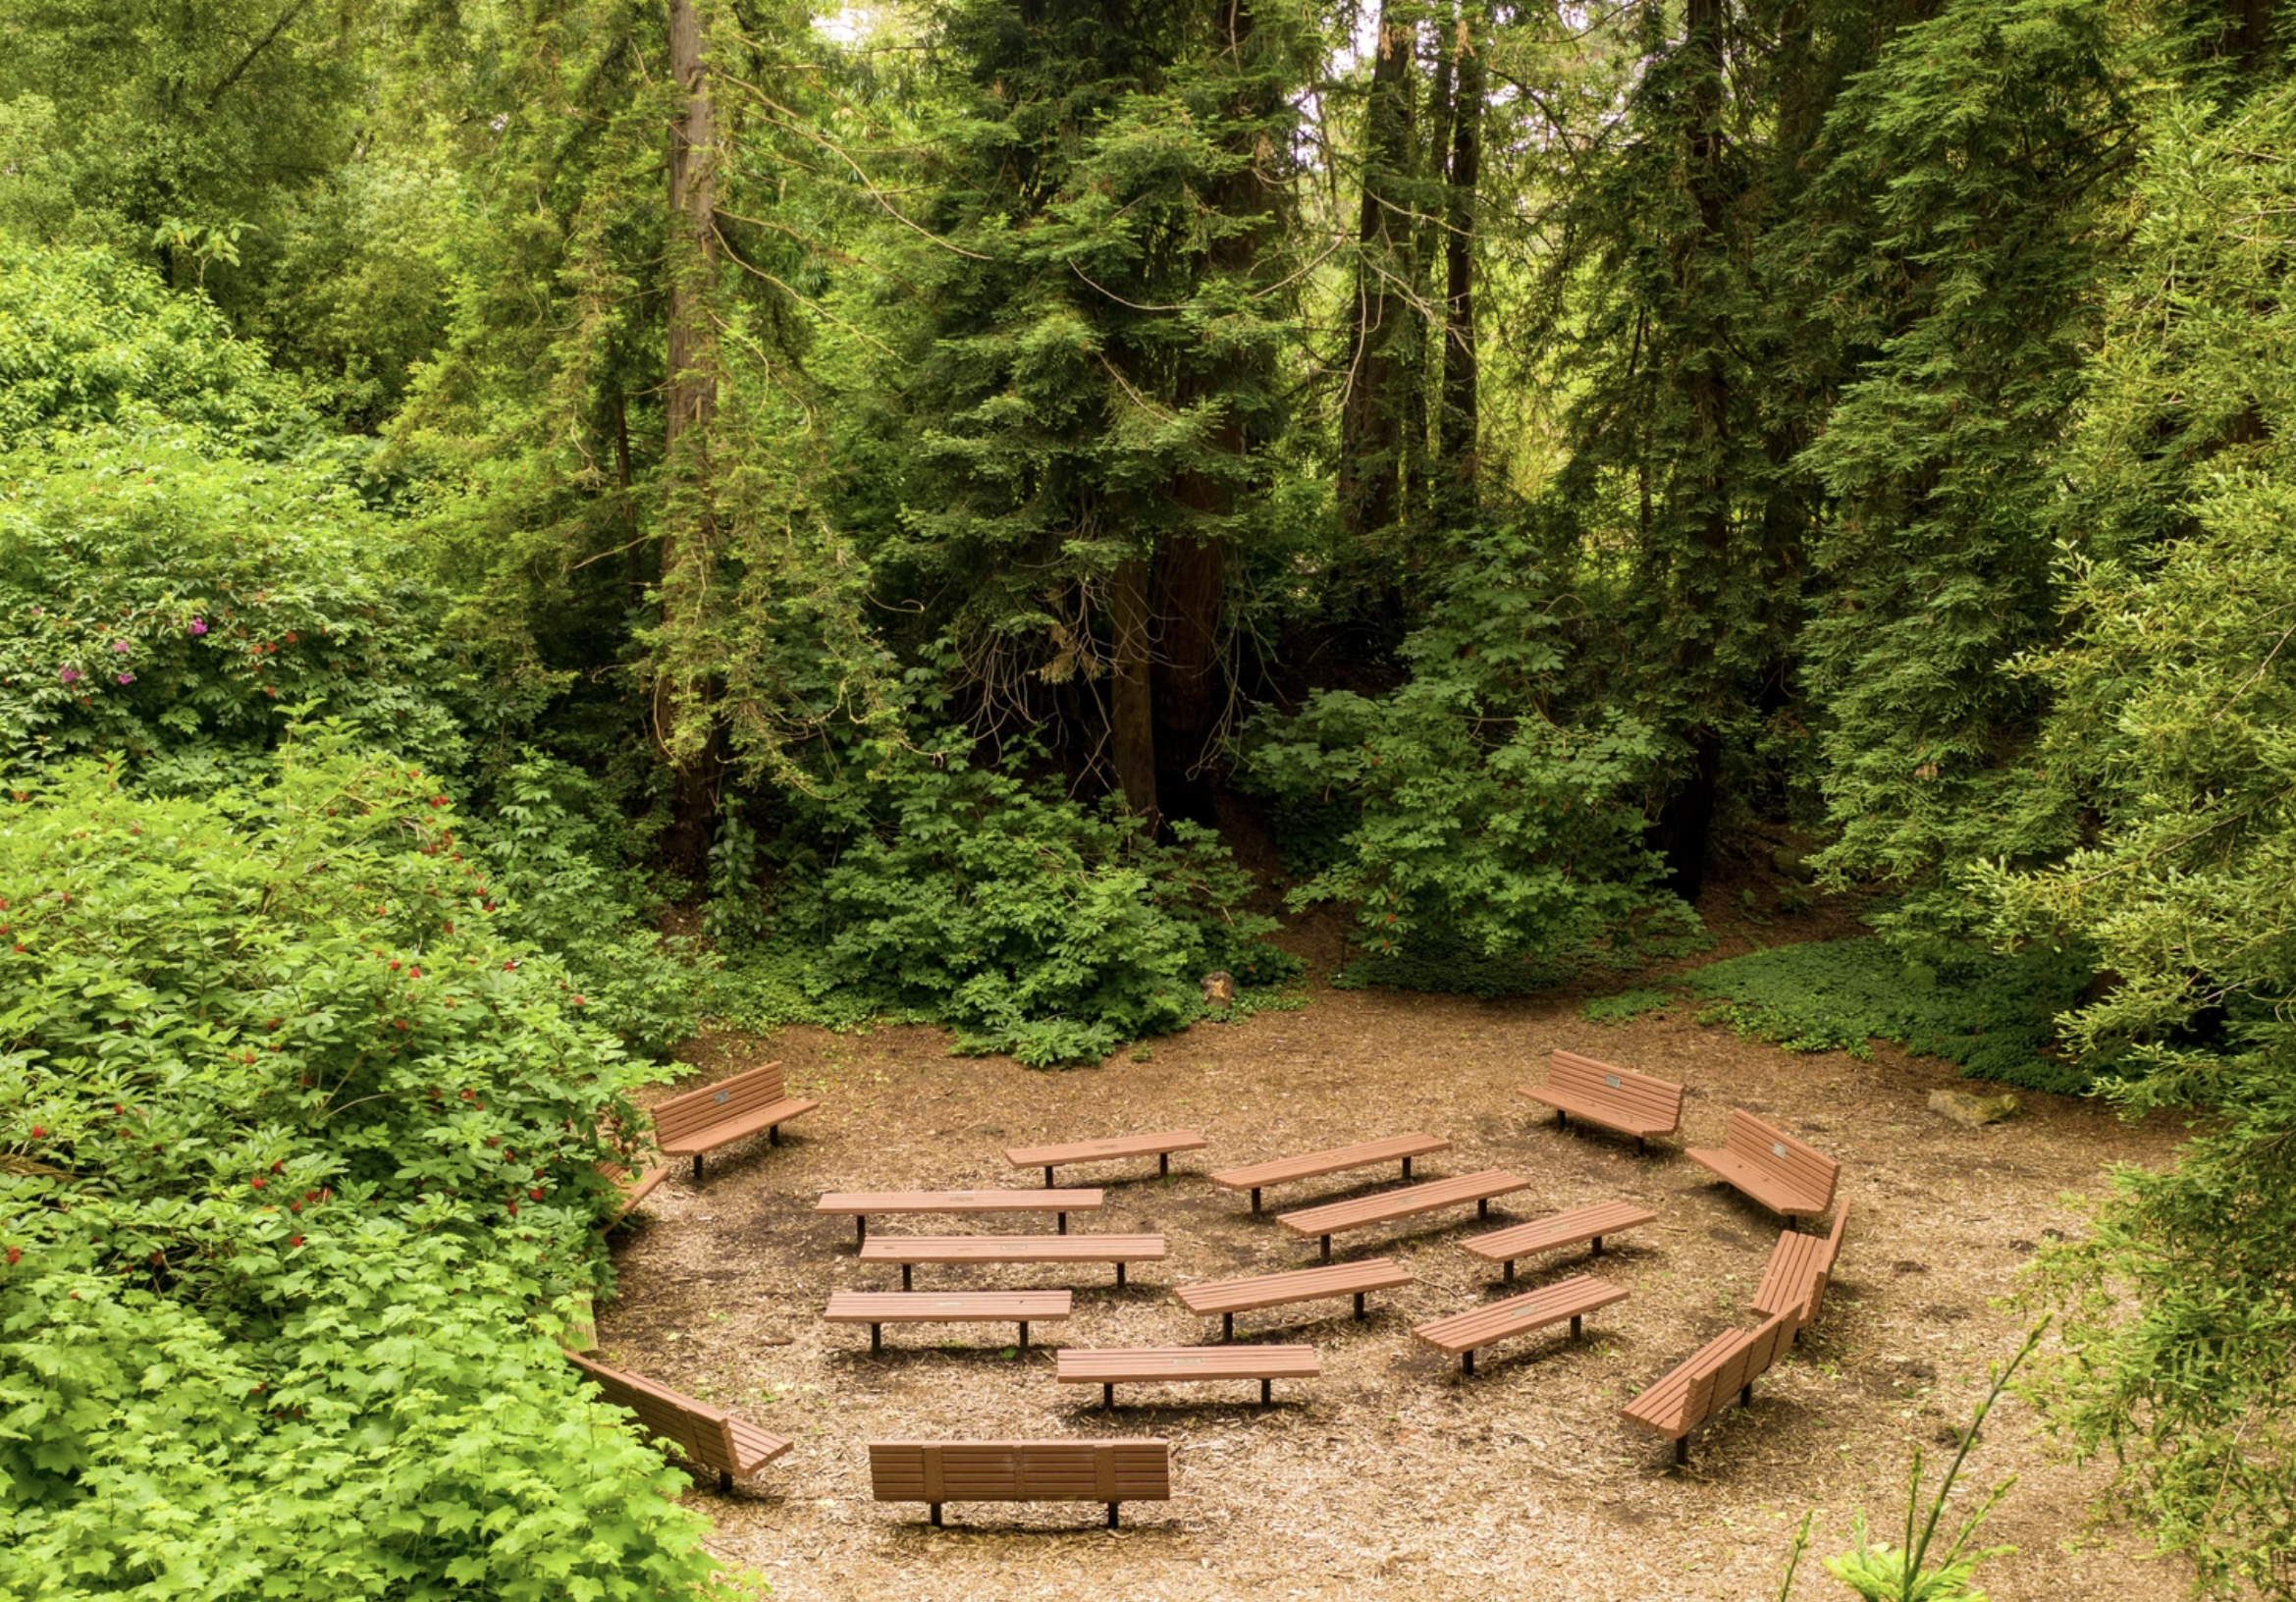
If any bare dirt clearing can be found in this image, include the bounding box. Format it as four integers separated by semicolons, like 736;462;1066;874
601;981;2190;1601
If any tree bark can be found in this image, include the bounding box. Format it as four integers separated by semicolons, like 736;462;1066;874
1110;558;1159;833
1337;0;1415;542
1439;16;1480;483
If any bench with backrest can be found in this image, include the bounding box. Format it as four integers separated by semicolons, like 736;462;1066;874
564;1351;790;1492
1210;1133;1452;1213
813;1188;1104;1243
596;1152;671;1226
1176;1257;1415;1341
1686;1109;1840;1226
1412;1273;1631;1376
869;1439;1170;1529
1055;1344;1320;1409
1005;1130;1207;1188
650;1061;818;1185
1754;1200;1851;1338
1277;1169;1529;1262
1464;1200;1658;1283
1519;1050;1684;1151
859;1233;1166;1291
1621;1309;1796;1467
826;1290;1071;1353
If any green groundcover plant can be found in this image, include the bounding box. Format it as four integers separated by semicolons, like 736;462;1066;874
0;737;725;1600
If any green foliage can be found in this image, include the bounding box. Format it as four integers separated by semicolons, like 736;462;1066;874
1581;988;1678;1026
1682;937;2092;1092
0;743;721;1600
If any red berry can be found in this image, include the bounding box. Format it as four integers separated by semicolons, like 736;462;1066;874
570;995;586;1006
29;1126;42;1139
5;1248;19;1266
250;1177;265;1190
271;1159;283;1173
507;1202;519;1216
528;1189;542;1202
290;1236;302;1248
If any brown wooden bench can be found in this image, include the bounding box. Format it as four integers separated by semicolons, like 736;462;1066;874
1685;1109;1840;1225
1755;1199;1851;1337
869;1439;1170;1529
564;1350;790;1492
1621;1308;1796;1466
650;1061;818;1185
1518;1050;1684;1151
812;1188;1104;1243
825;1289;1071;1352
1005;1129;1207;1188
858;1233;1166;1290
595;1154;671;1226
1464;1200;1658;1283
1175;1257;1415;1340
1055;1345;1319;1408
1210;1133;1451;1213
1278;1169;1529;1261
1412;1273;1631;1375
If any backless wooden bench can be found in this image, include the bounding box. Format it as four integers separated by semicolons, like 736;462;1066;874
1055;1345;1320;1408
1210;1133;1451;1213
1465;1200;1657;1282
813;1188;1104;1243
826;1290;1072;1352
1278;1169;1529;1262
1686;1109;1840;1226
1518;1050;1684;1151
1412;1273;1631;1375
1755;1200;1851;1337
1005;1129;1207;1187
1175;1257;1415;1340
859;1233;1166;1290
1621;1309;1796;1466
869;1439;1170;1528
649;1061;818;1185
564;1351;790;1492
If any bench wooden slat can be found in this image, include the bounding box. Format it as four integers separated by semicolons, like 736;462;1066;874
1519;1050;1684;1145
565;1351;789;1491
1621;1309;1797;1466
1054;1346;1321;1382
1005;1129;1206;1185
1464;1201;1657;1281
869;1440;1170;1528
858;1232;1165;1289
1412;1273;1630;1373
646;1061;818;1183
1175;1257;1413;1339
1277;1169;1528;1260
1686;1109;1840;1221
1208;1133;1451;1211
1755;1200;1852;1332
814;1189;1105;1243
826;1289;1071;1354
596;1155;671;1225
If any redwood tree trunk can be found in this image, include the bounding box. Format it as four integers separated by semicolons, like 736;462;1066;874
1110;557;1159;833
1439;19;1480;482
1337;0;1415;542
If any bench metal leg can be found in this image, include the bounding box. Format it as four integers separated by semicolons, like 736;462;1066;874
1106;1503;1120;1530
1222;1312;1234;1341
1477;1199;1490;1219
1503;1258;1516;1284
1319;1234;1332;1263
1115;1261;1127;1290
1740;1381;1753;1408
719;1468;732;1493
1591;1235;1604;1257
692;1154;704;1185
1058;1211;1068;1235
871;1323;881;1353
769;1124;780;1147
1353;1291;1366;1319
1045;1165;1055;1188
1463;1349;1475;1376
1019;1321;1029;1351
1571;1313;1582;1338
1558;1109;1568;1130
1635;1135;1645;1154
1251;1187;1261;1213
856;1215;867;1244
901;1263;913;1291
1402;1155;1414;1179
1104;1382;1115;1409
1159;1152;1170;1177
930;1503;942;1527
1674;1436;1689;1468
1260;1377;1272;1406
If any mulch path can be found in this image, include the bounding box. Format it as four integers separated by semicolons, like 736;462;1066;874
597;957;2193;1601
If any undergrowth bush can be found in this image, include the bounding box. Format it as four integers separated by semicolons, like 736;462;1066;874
1683;937;2093;1092
0;738;723;1599
1582;987;1679;1025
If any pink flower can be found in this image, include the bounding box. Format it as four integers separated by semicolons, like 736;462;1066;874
110;640;130;654
117;672;133;685
58;668;79;684
187;618;207;636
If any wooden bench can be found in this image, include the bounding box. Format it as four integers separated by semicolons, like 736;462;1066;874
1755;1200;1851;1337
1005;1129;1207;1187
1278;1169;1529;1262
1412;1273;1631;1375
564;1351;790;1492
1465;1200;1658;1283
1055;1345;1319;1408
1175;1257;1415;1340
1210;1133;1451;1213
650;1061;819;1185
1686;1109;1840;1225
869;1439;1170;1529
825;1290;1072;1352
813;1188;1104;1243
1518;1050;1684;1150
1621;1309;1797;1467
859;1233;1166;1290
596;1153;671;1226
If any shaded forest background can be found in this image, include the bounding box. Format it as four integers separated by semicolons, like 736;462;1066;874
4;0;2296;1595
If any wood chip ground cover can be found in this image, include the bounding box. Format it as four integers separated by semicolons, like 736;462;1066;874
601;981;2189;1600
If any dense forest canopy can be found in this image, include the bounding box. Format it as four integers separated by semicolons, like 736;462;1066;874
4;0;2296;1594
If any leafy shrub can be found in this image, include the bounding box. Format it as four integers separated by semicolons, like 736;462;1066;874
1682;937;2093;1092
0;741;722;1599
0;427;468;784
749;748;1297;1065
1582;988;1679;1025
